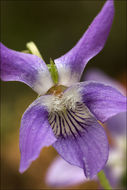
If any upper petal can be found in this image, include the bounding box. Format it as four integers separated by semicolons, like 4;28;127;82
46;156;87;187
55;0;114;86
0;43;54;95
77;81;127;122
19;96;56;173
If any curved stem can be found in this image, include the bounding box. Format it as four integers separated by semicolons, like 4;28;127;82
97;170;112;190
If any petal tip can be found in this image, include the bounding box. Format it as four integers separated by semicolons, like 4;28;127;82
19;166;27;174
19;159;31;174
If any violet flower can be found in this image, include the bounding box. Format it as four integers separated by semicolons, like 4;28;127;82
0;0;126;179
46;69;126;188
46;136;126;188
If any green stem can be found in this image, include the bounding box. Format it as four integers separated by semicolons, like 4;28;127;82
97;170;112;190
26;41;45;61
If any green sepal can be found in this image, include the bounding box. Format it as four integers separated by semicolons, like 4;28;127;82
47;58;58;84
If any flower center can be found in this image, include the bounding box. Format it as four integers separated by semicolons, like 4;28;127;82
44;85;82;113
45;85;93;139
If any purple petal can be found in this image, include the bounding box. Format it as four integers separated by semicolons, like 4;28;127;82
53;118;109;179
46;156;87;187
84;69;126;135
0;43;54;95
78;81;127;122
104;135;126;188
19;96;56;173
84;68;126;95
106;112;126;136
55;0;114;86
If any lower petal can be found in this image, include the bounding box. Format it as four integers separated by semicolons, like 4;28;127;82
19;96;56;173
53;117;109;179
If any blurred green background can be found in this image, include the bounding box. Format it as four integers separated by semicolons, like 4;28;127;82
1;0;126;189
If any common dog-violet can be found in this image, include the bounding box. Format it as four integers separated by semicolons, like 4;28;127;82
0;0;126;180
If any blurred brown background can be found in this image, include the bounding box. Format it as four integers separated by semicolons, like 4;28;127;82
0;0;126;189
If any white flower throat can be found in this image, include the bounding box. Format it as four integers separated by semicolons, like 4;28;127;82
46;85;81;113
44;85;94;138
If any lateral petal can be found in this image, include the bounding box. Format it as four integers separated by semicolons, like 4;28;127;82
76;81;127;122
84;68;126;134
19;96;56;173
